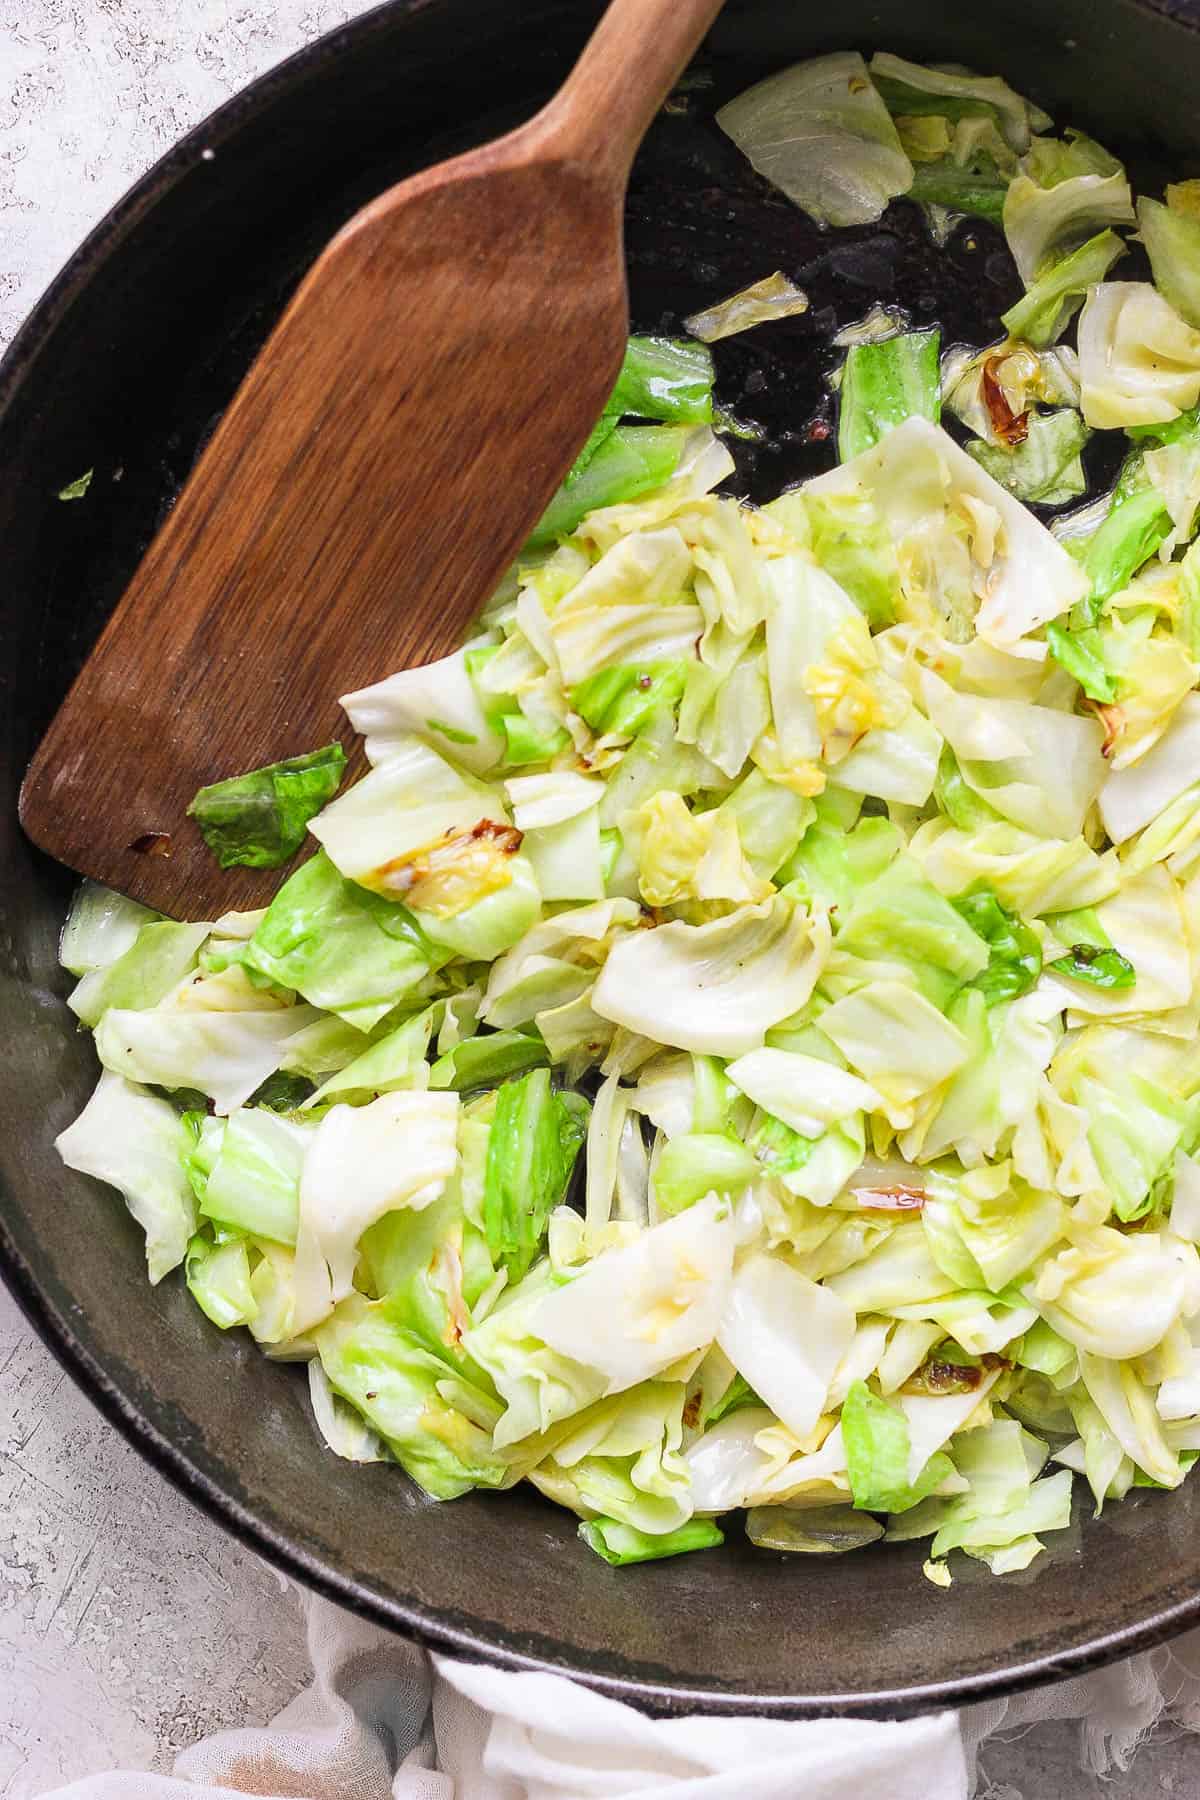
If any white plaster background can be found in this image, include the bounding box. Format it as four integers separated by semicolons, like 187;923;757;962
2;5;1200;1797
0;0;368;347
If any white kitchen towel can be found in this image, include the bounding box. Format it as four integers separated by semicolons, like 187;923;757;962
33;1584;1200;1800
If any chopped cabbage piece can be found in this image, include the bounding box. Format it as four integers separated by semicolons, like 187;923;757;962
717;53;913;228
1002;230;1127;349
869;52;1049;154
806;418;1088;647
592;896;830;1056
1138;195;1200;332
838;330;941;462
685;273;810;343
1002;148;1132;285
56;1072;196;1282
1078;283;1200;429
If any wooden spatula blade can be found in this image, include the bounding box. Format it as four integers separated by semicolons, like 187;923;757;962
20;156;628;915
21;0;725;919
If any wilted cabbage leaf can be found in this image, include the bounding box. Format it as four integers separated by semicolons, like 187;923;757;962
717;52;913;228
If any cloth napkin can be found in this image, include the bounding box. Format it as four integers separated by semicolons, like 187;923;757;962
35;1584;1200;1800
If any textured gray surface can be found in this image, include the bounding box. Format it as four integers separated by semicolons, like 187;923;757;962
0;0;367;346
0;1290;310;1797
2;4;1200;1797
979;1724;1198;1799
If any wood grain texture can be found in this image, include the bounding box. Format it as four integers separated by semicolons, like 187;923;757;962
20;0;725;919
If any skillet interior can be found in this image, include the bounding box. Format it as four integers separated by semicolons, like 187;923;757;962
4;0;1200;1716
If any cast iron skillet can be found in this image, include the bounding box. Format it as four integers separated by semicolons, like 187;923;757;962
4;0;1200;1719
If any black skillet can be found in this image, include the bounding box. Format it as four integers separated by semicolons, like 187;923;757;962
3;0;1200;1718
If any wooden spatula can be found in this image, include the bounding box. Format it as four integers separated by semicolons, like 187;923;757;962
21;0;725;919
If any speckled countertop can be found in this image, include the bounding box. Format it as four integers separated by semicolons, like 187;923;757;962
2;7;1200;1797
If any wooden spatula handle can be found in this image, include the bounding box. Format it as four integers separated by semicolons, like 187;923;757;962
537;0;726;181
